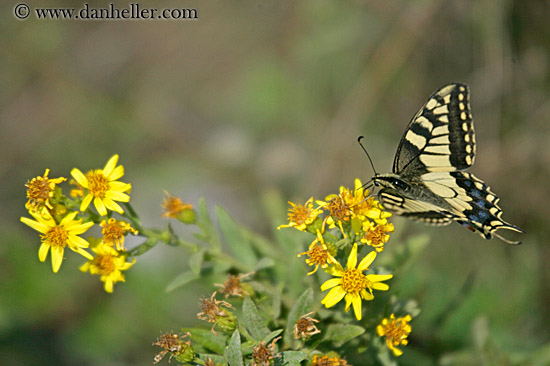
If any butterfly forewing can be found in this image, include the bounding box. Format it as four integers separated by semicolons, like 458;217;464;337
393;84;476;177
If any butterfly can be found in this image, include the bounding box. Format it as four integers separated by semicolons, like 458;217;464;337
363;83;524;244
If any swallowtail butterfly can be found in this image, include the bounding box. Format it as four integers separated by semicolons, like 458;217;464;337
365;83;524;244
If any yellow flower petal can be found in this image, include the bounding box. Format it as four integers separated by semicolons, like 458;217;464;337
21;217;48;234
108;165;124;181
51;246;64;273
357;251;377;271
38;243;50;262
103;155;119;177
321;286;346;308
80;194;93;211
321;277;342;291
94;197;108;216
347;244;358;270
371;282;390;291
70;168;89;188
351;294;362;320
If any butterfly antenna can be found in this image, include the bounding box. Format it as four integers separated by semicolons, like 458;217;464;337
357;136;378;176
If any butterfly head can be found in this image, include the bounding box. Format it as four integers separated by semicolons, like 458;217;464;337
373;174;412;195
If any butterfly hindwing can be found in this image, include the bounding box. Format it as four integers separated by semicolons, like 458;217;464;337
393;83;476;177
378;188;453;226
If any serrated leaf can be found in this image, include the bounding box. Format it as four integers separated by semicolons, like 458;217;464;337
189;249;205;274
216;206;257;269
182;328;227;354
243;297;271;341
275;351;308;366
225;330;244;366
325;323;365;346
165;271;200;292
196;198;222;251
284;288;313;345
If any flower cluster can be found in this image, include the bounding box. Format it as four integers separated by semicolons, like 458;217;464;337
279;179;412;357
20;155;136;292
279;179;394;320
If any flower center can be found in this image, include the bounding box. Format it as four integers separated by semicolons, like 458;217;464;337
94;254;116;275
385;322;409;344
43;226;68;248
85;170;109;198
306;244;329;265
289;205;311;226
102;221;124;245
341;268;368;295
328;196;350;221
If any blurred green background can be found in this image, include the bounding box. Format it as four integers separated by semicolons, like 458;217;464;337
2;0;549;365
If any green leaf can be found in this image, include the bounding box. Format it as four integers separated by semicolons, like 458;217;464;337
284;288;313;345
272;282;284;319
189;249;205;275
196;198;222;251
254;257;275;271
216;206;257;269
275;351;308;366
165;270;200;292
225;330;244;366
183;328;227;354
262;329;283;343
325;323;365;346
197;353;227;365
243;297;271;341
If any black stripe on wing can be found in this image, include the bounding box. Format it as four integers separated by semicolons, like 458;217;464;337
378;189;452;226
393;83;476;177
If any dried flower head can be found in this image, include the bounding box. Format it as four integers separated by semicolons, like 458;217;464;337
251;336;281;366
293;312;321;339
152;331;194;364
197;292;236;333
216;272;253;298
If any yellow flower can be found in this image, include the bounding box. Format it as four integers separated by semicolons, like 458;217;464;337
80;242;135;293
100;218;138;251
70;154;131;216
321;244;392;320
311;354;350;366
360;222;395;252
377;314;412;356
298;231;337;275
278;197;323;232
20;210;93;273
318;179;391;234
25;169;66;212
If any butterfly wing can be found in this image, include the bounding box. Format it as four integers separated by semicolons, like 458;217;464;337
428;171;524;244
393;83;476;177
378;188;453;226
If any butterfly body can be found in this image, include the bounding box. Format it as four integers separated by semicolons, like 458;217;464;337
372;83;524;244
